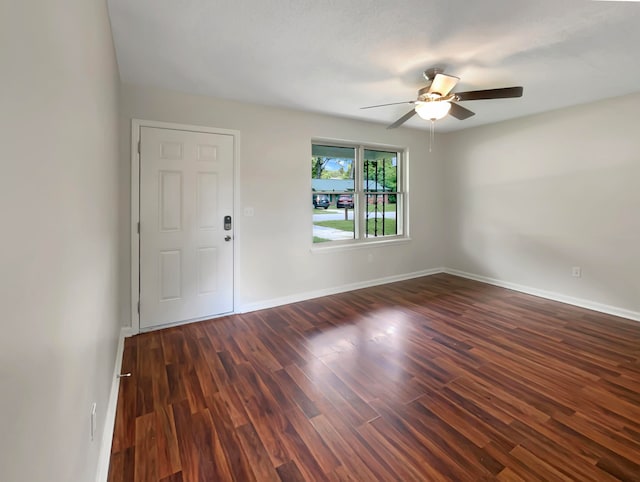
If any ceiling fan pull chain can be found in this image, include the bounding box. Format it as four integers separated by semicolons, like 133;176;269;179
429;119;435;152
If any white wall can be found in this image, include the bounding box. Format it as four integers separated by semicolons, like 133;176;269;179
119;84;445;315
443;93;640;316
0;1;122;481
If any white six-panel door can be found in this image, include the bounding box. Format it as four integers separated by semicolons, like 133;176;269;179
139;126;234;329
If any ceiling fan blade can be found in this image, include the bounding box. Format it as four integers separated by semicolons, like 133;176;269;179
428;73;460;96
455;86;523;101
449;102;475;120
360;100;414;109
387;109;417;129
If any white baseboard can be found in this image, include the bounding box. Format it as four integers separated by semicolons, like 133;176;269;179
443;268;640;322
238;267;640;322
95;326;135;482
237;268;445;313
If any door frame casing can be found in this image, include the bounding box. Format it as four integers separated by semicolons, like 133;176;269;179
130;119;241;333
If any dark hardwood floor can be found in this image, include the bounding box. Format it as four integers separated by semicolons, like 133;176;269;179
108;274;640;481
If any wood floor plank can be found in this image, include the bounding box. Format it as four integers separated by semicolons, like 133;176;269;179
495;467;526;482
358;423;432;481
134;412;158;482
164;364;187;405
150;346;170;411
273;368;321;419
108;274;640;481
297;360;379;427
190;408;234;482
276;460;306;482
368;398;481;482
368;414;465;482
312;412;398;482
215;384;250;429
281;405;340;474
235;423;281;482
514;425;621;482
158;472;183;482
170;400;199;482
155;406;181;479
402;398;504;476
206;394;257;482
232;363;291;467
107;446;135;482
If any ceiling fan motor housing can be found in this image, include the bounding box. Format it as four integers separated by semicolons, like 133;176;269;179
418;85;434;98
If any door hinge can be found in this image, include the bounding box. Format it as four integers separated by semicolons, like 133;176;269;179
137;222;140;234
137;301;140;314
137;140;141;155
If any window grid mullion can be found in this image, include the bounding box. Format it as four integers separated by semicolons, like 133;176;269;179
356;145;364;240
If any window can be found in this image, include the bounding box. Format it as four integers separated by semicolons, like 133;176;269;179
312;142;405;245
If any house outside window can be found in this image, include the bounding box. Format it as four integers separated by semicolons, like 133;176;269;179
312;142;406;245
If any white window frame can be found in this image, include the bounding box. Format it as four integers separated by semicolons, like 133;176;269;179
311;139;409;250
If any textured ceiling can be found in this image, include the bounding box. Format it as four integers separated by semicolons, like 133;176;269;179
107;0;640;132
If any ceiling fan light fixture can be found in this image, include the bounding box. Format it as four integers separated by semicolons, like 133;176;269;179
415;101;452;121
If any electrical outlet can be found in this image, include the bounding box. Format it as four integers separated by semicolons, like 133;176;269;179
572;266;582;278
90;403;97;441
243;207;254;217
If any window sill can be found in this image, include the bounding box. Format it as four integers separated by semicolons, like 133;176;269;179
310;236;411;254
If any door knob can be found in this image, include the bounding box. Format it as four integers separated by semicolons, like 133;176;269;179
225;235;232;241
